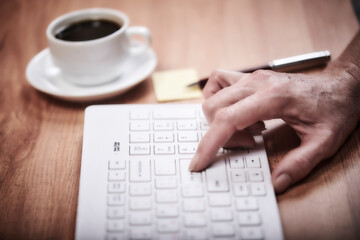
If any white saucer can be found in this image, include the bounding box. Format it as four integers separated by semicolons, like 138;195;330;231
26;48;157;102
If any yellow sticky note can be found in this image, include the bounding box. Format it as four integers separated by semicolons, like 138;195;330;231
152;68;202;102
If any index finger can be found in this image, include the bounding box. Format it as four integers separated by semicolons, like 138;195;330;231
189;107;237;171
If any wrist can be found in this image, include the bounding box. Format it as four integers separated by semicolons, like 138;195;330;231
325;60;360;121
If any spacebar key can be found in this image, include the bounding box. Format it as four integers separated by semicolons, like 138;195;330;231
206;160;229;192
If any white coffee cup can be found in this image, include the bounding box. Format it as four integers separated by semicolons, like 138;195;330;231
46;8;151;85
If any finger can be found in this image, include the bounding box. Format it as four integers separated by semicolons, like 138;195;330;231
228;92;283;130
202;69;247;99
189;107;237;171
271;133;333;193
203;84;255;123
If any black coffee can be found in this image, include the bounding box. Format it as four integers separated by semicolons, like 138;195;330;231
55;19;121;41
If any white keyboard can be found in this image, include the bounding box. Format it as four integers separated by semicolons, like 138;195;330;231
75;104;283;240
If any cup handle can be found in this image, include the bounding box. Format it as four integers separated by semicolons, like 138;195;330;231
126;26;151;55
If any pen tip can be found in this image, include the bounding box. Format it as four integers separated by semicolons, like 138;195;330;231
186;82;197;88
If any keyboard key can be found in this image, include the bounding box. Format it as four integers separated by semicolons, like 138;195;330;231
130;159;151;182
177;120;197;130
235;198;258;211
238;212;262;226
107;194;125;206
229;157;245;168
153;110;196;119
108;182;126;193
231;169;246;182
240;227;263;239
186;229;207;240
208;193;231;206
130;133;150;143
155;176;177;189
199;110;206;119
184;213;207;227
178;143;197;154
206;160;229;192
130;226;153;239
130;111;149;120
130;121;150;131
182;183;204;197
107;220;125;232
130;211;152;225
228;147;250;155
212;223;235;237
129;145;150;155
158;234;181;240
156;204;179;217
233;183;249;197
246;157;261;168
107;207;125;219
154;132;174;142
108;171;126;181
248;170;264;182
157;219;179;233
154;120;173;131
130;197;151;210
251;183;266;196
154;144;175;155
180;159;202;183
108;159;125;170
130;182;151;196
156;190;178;203
183;198;205;212
200;120;209;130
210;208;233;221
155;158;176;175
106;233;125;240
178;132;198;142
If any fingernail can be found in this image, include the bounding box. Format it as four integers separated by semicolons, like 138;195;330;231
274;173;291;193
188;157;198;172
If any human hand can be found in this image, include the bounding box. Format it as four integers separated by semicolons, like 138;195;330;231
189;65;360;193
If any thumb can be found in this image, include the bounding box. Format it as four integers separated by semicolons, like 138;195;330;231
271;136;331;193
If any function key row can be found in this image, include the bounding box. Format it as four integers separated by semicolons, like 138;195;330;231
129;120;209;131
129;110;205;120
129;144;199;155
130;132;200;143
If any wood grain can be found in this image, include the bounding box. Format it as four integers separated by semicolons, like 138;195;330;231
0;0;359;239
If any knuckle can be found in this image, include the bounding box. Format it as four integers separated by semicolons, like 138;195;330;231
202;100;216;118
268;80;288;94
252;69;272;79
209;69;223;83
214;108;234;125
210;69;222;78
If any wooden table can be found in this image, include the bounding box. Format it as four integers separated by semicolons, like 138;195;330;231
1;0;359;239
